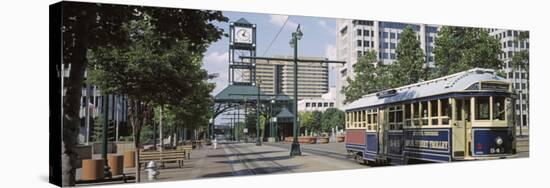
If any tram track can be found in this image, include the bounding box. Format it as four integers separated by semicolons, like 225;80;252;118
224;143;294;176
266;143;355;163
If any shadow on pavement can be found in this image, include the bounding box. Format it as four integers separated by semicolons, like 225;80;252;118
199;164;302;178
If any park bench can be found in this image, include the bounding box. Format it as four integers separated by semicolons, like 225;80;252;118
138;149;189;169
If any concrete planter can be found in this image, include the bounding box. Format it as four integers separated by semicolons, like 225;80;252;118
298;136;310;144
308;137;317;144
318;137;329;144
336;136;345;142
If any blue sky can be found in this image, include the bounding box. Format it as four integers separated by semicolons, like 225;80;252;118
202;11;338;96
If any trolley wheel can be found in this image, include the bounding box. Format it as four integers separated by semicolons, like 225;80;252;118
355;153;366;165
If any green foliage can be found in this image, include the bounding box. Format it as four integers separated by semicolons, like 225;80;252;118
432;26;503;78
298;111;313;134
320;108;345;132
140;124;154;144
511;31;529;71
392;26;429;85
342;50;380;103
311;111;323;134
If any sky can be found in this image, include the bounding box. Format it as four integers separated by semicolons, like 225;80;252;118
201;11;339;96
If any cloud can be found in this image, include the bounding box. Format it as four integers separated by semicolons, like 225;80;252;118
202;51;229;95
318;20;336;36
269;15;298;29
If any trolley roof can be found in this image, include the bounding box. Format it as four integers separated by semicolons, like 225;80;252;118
343;68;509;111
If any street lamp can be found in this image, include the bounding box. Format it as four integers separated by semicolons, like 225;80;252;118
270;98;275;142
255;80;262;146
290;25;302;156
273;117;278;142
209;118;214;141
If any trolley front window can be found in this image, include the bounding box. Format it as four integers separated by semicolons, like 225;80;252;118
475;97;490;120
493;96;506;121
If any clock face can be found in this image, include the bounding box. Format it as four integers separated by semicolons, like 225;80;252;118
234;27;253;44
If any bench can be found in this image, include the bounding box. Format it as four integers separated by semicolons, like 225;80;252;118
176;146;193;159
138;149;188;169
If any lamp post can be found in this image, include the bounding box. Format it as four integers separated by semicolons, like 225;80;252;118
271;99;276;139
255;80;262;146
273;117;278;142
290;25;303;156
209;118;214;141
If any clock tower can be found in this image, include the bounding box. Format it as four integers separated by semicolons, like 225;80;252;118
229;18;256;85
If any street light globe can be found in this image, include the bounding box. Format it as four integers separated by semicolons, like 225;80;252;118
271;99;275;104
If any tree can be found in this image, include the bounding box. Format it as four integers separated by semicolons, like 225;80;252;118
88;17;218;182
59;2;227;185
392;26;429;85
311;111;323;135
432;26;503;78
298;111;313;135
342;50;380;103
321;108;345;133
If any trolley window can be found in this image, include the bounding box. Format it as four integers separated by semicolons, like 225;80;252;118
475;97;490;120
430;100;438;125
493;96;506;121
405;103;412;127
421;101;429;126
441;99;450;125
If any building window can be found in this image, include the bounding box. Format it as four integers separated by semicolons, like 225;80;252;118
306;102;310;107
390;33;396;39
507;41;513;48
312;103;316;107
508;51;513;58
357;51;362;58
507;31;512;37
390;43;396;49
520;41;525;48
318;102;322;107
513;31;518;37
364;40;370;47
383;32;389;38
329;102;334;107
508;72;513;78
382;53;388;59
371;31;374;36
324;102;328;107
382;43;389;48
357;40;362;47
364;30;370;36
357;29;362;36
390;53;396;59
371;41;374;48
428;36;433;42
503;42;506;48
397;33;400;39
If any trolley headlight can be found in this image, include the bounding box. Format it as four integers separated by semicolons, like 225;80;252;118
495;136;503;146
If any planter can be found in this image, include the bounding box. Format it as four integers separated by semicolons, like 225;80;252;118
318;137;329;144
285;137;294;142
108;155;124;176
298;136;310;144
309;137;317;144
123;151;135;168
336;136;345;143
81;159;104;181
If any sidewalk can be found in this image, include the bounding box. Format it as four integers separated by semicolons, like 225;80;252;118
76;144;235;186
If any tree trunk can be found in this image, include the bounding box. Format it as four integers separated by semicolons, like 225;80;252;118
159;105;163;151
61;33;89;187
